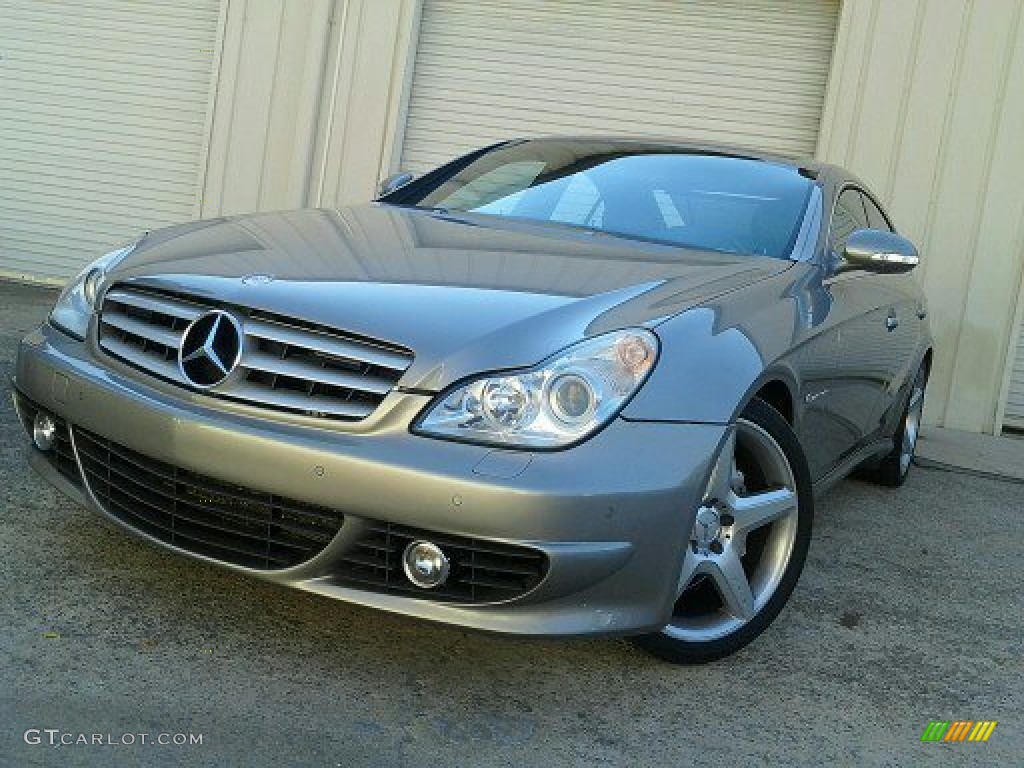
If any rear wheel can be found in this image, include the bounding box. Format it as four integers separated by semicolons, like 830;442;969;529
632;398;813;664
862;363;928;488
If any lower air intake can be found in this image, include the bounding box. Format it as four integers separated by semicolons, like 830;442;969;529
335;521;548;603
14;391;79;487
73;428;345;569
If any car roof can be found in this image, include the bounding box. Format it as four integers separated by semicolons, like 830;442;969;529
508;135;846;184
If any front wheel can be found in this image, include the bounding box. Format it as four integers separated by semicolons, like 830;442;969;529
631;398;813;664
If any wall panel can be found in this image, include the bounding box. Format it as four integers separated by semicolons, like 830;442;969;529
201;0;333;215
818;0;1024;432
311;0;421;207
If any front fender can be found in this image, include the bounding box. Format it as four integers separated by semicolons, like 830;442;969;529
621;269;814;424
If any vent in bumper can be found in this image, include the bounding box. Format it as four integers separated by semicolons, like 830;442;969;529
73;427;345;569
335;522;548;603
16;392;545;603
14;391;80;487
98;285;413;421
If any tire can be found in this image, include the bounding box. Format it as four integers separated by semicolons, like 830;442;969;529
862;362;928;488
631;397;814;664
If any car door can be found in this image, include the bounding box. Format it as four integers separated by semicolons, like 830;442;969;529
822;187;899;453
860;191;924;415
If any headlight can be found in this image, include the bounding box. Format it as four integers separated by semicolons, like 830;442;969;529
49;242;138;340
414;329;659;449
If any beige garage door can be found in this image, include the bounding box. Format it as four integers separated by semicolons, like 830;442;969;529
0;0;222;282
400;0;840;175
1004;319;1024;429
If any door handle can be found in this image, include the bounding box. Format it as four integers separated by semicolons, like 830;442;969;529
885;313;899;332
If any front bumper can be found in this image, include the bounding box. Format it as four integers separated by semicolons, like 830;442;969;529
14;323;727;637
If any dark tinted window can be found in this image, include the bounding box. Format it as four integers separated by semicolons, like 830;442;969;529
862;193;892;232
830;188;869;253
394;140;814;259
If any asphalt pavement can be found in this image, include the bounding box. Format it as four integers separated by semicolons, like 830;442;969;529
1;280;1020;767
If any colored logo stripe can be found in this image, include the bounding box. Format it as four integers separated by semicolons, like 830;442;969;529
969;721;998;742
920;721;997;742
944;721;972;741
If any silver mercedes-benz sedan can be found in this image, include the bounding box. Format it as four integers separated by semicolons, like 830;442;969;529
13;138;931;663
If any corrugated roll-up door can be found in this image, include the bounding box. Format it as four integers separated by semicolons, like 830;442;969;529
1004;319;1024;429
400;0;840;175
0;0;222;282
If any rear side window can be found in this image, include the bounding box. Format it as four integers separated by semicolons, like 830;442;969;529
830;188;869;254
861;194;893;232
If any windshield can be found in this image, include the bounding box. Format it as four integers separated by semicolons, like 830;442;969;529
389;140;814;259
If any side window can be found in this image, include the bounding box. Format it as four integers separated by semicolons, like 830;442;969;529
861;194;893;232
830;188;869;254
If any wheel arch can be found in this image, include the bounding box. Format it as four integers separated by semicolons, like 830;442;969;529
921;347;933;378
750;377;795;425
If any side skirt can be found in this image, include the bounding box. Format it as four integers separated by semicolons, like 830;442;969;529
812;439;893;499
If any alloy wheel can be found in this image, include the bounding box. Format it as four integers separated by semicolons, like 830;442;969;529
663;418;800;643
899;370;926;475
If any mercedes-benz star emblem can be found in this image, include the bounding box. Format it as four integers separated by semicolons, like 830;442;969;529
178;310;243;389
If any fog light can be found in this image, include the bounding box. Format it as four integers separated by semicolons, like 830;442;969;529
33;411;57;452
402;540;450;589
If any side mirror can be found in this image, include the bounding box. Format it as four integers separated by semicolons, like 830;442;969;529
843;229;920;273
377;171;414;198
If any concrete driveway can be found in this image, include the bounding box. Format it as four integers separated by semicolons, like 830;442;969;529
1;281;1020;767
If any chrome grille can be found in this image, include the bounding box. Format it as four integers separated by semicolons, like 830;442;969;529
98;286;413;421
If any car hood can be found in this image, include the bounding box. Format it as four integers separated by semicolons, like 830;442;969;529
108;204;791;390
